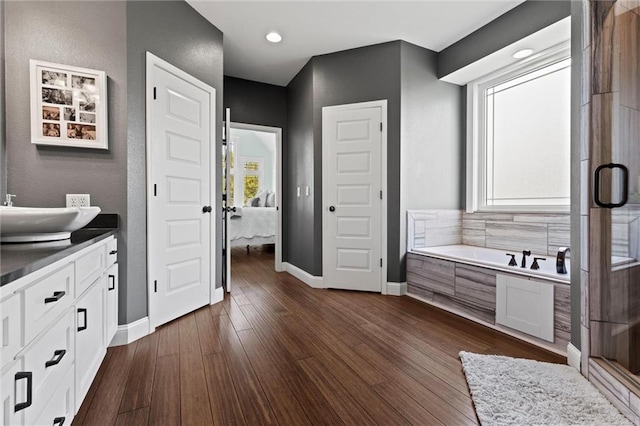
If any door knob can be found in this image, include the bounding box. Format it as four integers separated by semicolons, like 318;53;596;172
202;206;212;213
329;206;335;212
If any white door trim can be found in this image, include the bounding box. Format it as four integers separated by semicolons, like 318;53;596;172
321;100;388;294
230;122;284;272
145;52;217;332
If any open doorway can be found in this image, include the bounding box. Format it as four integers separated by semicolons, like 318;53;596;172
227;122;283;277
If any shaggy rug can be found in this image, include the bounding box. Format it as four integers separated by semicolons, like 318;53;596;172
459;351;632;426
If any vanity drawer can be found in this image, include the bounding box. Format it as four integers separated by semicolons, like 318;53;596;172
24;263;74;344
32;365;75;426
23;309;75;426
106;236;117;266
76;243;106;297
1;293;22;369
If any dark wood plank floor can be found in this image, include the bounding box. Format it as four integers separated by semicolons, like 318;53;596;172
74;246;564;425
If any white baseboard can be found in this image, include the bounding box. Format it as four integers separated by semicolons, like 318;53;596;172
109;316;150;347
283;262;325;288
211;286;224;304
567;343;581;372
387;281;407;296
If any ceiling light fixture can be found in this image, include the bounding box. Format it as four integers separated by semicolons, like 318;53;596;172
513;48;534;59
266;32;282;43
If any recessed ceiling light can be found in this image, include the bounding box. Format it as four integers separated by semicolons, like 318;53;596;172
266;32;282;43
513;49;534;59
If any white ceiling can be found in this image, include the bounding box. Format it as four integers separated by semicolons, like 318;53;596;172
187;0;527;87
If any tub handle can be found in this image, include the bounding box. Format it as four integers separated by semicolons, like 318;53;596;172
531;257;546;270
506;253;517;267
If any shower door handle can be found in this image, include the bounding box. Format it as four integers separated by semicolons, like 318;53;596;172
594;163;628;208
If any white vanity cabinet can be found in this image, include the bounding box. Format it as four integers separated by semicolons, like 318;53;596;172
75;273;106;409
105;237;118;347
0;234;118;426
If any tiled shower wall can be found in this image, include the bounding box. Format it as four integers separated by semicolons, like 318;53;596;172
581;0;640;423
408;210;570;256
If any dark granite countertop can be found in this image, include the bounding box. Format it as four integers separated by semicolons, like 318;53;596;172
1;214;118;287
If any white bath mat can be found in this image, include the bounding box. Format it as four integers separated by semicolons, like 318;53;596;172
459;351;632;426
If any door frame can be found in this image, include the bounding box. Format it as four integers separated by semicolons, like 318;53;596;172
230;122;283;272
321;100;388;294
145;52;217;331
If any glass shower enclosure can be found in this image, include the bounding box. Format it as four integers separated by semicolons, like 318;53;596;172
588;0;640;381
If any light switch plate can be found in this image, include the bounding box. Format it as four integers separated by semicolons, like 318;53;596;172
66;194;90;207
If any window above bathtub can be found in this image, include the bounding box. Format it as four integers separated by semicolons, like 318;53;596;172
466;42;571;213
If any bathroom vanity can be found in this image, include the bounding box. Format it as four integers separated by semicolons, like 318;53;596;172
0;226;118;425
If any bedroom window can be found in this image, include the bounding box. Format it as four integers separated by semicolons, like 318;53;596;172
241;157;264;205
466;42;570;212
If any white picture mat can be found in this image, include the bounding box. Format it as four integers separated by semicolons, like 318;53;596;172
30;59;108;149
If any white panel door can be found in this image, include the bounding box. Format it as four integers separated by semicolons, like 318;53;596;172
224;109;232;292
148;58;213;328
323;104;383;292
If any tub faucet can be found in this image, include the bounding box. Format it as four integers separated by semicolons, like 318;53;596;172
521;250;531;268
557;247;570;274
4;194;15;207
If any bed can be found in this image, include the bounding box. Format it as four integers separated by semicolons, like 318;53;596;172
228;206;276;248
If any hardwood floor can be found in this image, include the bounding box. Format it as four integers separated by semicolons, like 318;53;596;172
74;246;564;425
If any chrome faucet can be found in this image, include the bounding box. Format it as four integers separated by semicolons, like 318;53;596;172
557;247;570;274
521;250;531;268
3;194;15;207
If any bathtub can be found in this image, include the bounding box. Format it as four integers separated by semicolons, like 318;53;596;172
410;245;570;283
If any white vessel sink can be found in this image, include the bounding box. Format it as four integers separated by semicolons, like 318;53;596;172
0;206;101;243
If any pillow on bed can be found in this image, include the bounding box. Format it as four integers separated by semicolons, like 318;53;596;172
265;191;276;207
256;189;268;207
250;197;260;207
246;197;258;207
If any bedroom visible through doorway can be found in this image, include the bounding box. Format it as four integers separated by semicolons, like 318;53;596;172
227;123;283;276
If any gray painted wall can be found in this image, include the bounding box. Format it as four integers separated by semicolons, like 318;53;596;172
3;1;223;326
4;1;128;321
4;1;126;213
285;62;315;272
0;0;6;199
399;41;464;274
570;0;583;349
285;41;462;283
224;76;287;130
312;41;402;279
438;0;571;79
126;1;224;323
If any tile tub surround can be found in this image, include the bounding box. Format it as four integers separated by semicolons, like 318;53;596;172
407;210;571;257
406;250;571;354
411;245;570;283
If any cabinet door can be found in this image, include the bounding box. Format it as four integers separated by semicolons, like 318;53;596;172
105;263;118;347
23;309;75;426
0;293;22;371
75;277;106;410
33;367;75;426
1;359;25;426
